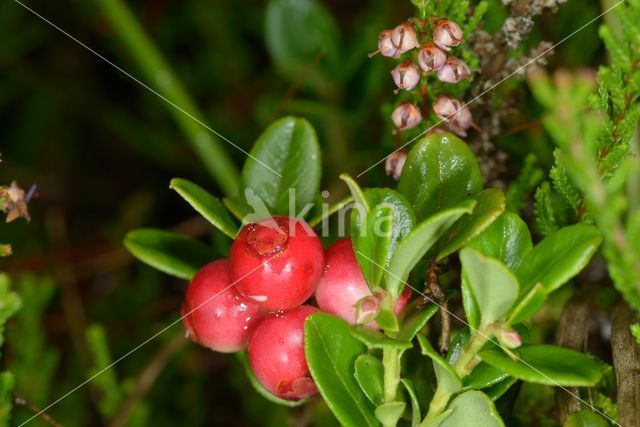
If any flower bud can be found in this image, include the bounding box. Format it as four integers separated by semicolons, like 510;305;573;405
436;56;471;83
433;19;463;51
354;294;381;325
433;95;472;137
390;23;419;55
418;43;447;72
385;150;407;181
392;103;422;131
376;30;397;58
497;328;522;349
391;61;421;91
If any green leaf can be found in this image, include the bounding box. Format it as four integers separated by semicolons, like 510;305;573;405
463;363;509;390
237;352;307;407
351;189;415;289
375;308;400;333
305;313;378;427
564;409;610;427
459;248;519;326
460;274;481;329
480;345;602;387
516;224;602;296
398;133;483;220
417;335;462;396
350;325;412;350
399;302;439;342
170;178;238;238
0;371;15;426
484;377;518;401
241;116;321;215
124;229;213;279
466;212;533;271
436;391;505;427
437;189;506;260
375;402;406;426
386;199;476;298
340;173;369;212
401;379;421;427
354;355;384;406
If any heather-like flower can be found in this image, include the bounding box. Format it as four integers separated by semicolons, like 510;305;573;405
385;150;407;180
433;19;463;51
433;95;472;137
392;103;422;130
391;61;421;91
418;43;447;72
376;30;397;57
390;23;420;55
436;56;471;83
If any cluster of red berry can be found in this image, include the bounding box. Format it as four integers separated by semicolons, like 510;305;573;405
181;216;411;401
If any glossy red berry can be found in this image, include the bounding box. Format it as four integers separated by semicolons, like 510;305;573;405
229;216;324;311
248;305;319;400
182;260;263;353
315;238;412;327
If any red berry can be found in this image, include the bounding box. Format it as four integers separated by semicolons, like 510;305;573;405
182;260;263;353
229;216;324;311
315;238;412;327
248;305;319;400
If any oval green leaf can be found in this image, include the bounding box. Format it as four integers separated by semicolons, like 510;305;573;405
437;391;505;427
465;211;533;271
401;379;422;427
386;199;476;298
459;248;519;326
170;178;238;238
241;116;321;215
354;355;384;406
515;224;602;296
437;188;506;260
399;302;439;342
479;345;602;387
350;325;412;350
398;133;483;220
305;313;378;427
124;228;213;279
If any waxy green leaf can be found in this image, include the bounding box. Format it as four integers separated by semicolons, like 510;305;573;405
170;178;238;238
124;229;212;280
460;248;519;326
480;345;602;387
386;199;475;298
354;355;384;406
436;391;505;427
398;133;483;220
437;188;506;260
350;325;412;350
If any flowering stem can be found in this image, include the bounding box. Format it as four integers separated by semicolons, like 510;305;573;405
382;347;401;427
453;328;490;378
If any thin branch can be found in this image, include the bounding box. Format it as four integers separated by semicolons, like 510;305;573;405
13;393;64;427
611;300;640;427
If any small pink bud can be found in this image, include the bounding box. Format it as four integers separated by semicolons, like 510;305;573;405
433;95;458;121
390;23;419;55
354;294;381;325
392;103;422;131
436;56;471;83
498;328;522;349
447;106;473;137
391;61;421;91
433;19;463;51
385;150;407;181
376;30;397;58
417;43;447;72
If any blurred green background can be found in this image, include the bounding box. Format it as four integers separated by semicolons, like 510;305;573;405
0;0;608;425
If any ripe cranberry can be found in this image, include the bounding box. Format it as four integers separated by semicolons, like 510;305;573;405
248;305;319;400
229;216;324;311
182;260;263;353
315;238;412;327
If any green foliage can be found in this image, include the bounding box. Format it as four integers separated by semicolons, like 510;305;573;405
0;274;20;426
124;229;214;280
86;325;124;417
505;154;545;214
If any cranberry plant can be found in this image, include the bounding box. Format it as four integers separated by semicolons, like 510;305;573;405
126;114;605;426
